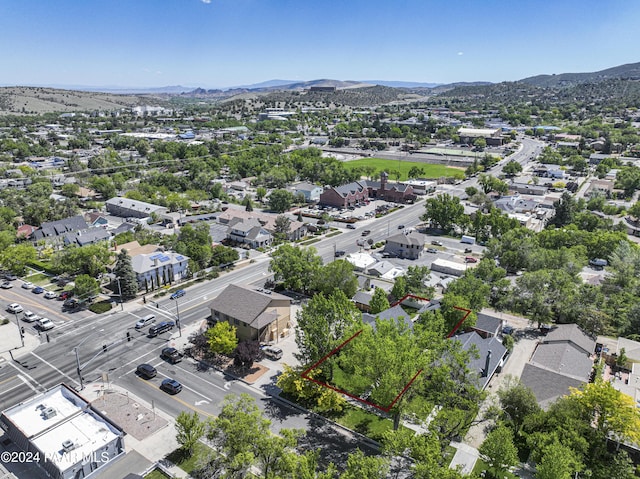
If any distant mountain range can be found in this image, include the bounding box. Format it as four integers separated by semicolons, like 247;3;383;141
1;61;639;114
519;61;640;87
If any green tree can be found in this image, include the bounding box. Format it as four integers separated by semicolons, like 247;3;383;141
569;379;640;445
73;274;100;302
421;194;465;232
175;411;205;456
175;223;213;271
269;244;323;294
256;186;267;202
497;379;541;433
404;265;433;296
502;159;523;176
369;287;391;314
339;449;389;479
391;276;407;301
549;191;579;227
536;442;579;479
268;189;294;213
113;249;138;301
314;259;358;298
295;290;361;365
478;425;518;477
242;196;254;212
206;321;238;355
0;243;37;275
273;214;291;243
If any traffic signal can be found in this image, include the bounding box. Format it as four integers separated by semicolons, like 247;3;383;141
102;345;107;353
126;332;131;342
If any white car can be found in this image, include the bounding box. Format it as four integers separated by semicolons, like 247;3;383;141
37;318;54;331
21;281;34;290
7;303;23;314
44;290;57;299
22;311;41;322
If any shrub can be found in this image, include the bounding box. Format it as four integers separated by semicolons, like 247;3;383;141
89;301;112;314
1;318;9;325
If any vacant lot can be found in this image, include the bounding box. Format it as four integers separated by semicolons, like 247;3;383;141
343;158;465;180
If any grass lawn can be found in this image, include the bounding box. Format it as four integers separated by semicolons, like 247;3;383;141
166;442;214;475
24;272;54;285
144;469;171;479
343;158;465;181
472;458;519;479
335;405;399;442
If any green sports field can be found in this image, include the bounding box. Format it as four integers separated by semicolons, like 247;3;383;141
343;158;465;181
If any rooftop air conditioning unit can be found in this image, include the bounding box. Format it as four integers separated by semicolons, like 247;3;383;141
62;440;74;452
41;407;57;419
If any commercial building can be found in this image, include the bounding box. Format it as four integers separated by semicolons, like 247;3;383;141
105;197;168;219
0;384;124;479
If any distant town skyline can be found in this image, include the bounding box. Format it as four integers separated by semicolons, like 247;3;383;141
1;0;639;89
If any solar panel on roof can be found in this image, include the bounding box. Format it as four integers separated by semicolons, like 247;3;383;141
149;253;163;260
159;255;170;262
175;255;184;261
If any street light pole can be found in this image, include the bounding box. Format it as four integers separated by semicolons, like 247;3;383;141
116;278;124;311
173;297;182;338
13;312;24;348
73;329;104;391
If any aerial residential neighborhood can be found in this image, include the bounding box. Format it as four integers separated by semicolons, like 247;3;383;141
2;2;640;479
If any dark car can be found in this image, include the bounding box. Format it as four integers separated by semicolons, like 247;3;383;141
33;286;45;294
361;230;371;236
398;224;405;229
170;289;186;300
136;363;157;379
334;250;346;257
161;378;182;394
149;321;176;337
346;224;356;229
63;298;80;310
161;347;182;363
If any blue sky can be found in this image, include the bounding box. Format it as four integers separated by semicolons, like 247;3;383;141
1;0;639;89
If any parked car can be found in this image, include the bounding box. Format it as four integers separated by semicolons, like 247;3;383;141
431;240;443;246
135;314;156;330
464;248;472;254
58;291;73;300
262;345;283;360
161;347;182;364
426;248;438;254
32;286;45;294
465;256;478;263
1;281;12;289
346;224;356;229
3;273;17;281
63;298;80;310
21;281;34;290
23;311;41;322
44;290;57;299
7;303;23;314
160;378;182;394
136;363;157;379
37;318;54;331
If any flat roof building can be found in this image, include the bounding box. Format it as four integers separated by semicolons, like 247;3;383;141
0;384;124;479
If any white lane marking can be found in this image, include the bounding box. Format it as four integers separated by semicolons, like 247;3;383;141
30;352;79;386
5;361;46;391
171;361;226;392
156;370;213;401
195;400;210;406
17;374;39;392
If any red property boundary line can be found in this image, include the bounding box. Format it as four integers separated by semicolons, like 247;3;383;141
300;294;472;412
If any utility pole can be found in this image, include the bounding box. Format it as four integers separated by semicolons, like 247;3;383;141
116;278;124;311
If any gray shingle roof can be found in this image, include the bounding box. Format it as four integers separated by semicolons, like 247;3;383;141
362;305;412;330
474;313;503;335
208;284;290;329
386;231;425;247
520;363;585;410
545;323;595;354
33;215;88;240
452;331;507;389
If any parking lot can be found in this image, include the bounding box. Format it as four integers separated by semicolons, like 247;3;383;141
0;275;94;332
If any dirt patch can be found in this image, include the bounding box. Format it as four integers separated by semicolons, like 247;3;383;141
91;389;168;441
220;357;270;384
